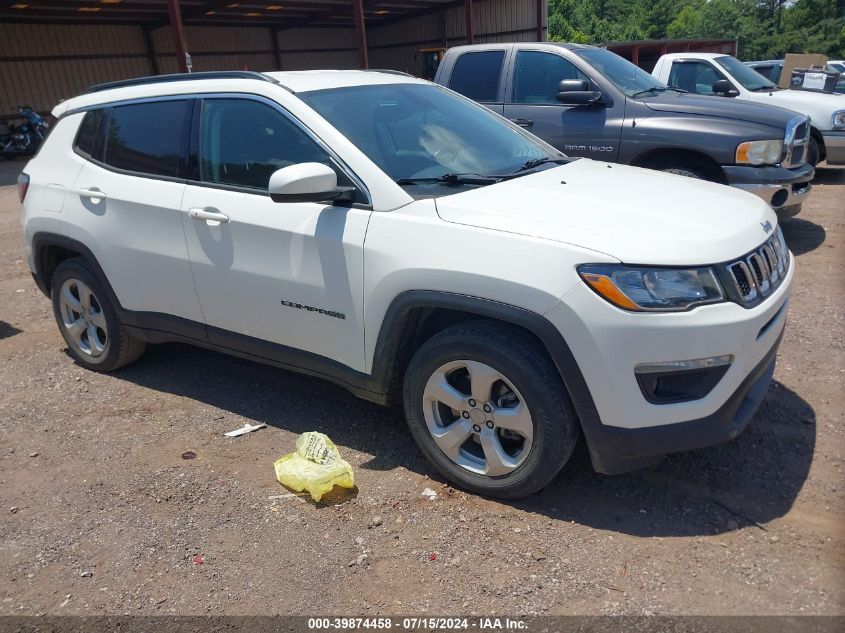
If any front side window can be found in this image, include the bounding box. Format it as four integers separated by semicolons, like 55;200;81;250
448;50;506;102
300;83;555;187
103;100;190;178
512;51;588;104
668;61;727;95
199;98;340;191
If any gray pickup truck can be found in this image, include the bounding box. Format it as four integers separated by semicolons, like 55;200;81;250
434;43;814;217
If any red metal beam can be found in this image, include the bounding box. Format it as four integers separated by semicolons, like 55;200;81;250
464;0;473;44
166;0;191;73
352;0;368;69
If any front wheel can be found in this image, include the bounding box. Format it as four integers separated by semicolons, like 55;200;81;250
403;321;579;499
661;166;706;180
807;137;820;167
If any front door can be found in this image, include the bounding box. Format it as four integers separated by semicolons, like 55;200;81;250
181;96;370;372
504;50;623;161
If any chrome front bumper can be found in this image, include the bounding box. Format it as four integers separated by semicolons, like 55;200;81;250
732;179;812;216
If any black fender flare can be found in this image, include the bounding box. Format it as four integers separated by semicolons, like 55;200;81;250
369;290;598;415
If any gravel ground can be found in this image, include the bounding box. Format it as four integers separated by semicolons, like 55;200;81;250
0;158;842;617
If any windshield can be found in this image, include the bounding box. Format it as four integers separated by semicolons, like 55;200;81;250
830;62;845;73
299;83;557;185
714;56;777;91
574;47;668;97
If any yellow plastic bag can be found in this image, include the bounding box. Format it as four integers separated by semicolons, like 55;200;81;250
273;432;355;502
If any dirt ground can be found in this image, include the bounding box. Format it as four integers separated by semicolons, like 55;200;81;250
0;157;842;618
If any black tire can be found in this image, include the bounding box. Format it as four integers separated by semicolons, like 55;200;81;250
807;137;820;167
661;166;706;180
50;257;146;372
402;320;579;499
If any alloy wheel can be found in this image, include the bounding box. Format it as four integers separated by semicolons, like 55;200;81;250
58;278;108;358
421;360;533;476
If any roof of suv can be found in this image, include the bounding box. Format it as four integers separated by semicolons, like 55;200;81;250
52;69;427;118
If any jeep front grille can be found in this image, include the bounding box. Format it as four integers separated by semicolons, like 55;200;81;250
723;228;790;307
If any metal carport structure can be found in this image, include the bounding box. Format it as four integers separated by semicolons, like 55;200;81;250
0;0;547;117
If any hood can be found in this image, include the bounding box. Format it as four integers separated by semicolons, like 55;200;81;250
434;159;777;266
643;91;797;128
755;89;844;117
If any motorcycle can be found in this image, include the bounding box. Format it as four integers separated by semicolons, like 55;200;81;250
0;106;50;158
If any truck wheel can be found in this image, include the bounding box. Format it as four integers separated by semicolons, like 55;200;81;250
51;257;146;372
661;166;705;180
807;138;820;167
403;321;579;499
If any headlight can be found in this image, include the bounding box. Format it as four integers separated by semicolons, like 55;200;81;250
578;264;725;312
832;111;845;129
735;139;783;165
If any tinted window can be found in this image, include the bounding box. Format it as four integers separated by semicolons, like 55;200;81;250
449;50;505;102
74;109;104;157
668;61;726;94
200;98;338;191
103;100;190;178
513;51;588;104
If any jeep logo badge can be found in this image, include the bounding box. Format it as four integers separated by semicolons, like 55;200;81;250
761;220;773;233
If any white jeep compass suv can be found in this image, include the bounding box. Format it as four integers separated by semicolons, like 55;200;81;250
19;70;793;498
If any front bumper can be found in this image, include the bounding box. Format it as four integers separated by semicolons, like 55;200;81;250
822;130;845;165
723;162;814;214
545;253;793;474
580;328;782;474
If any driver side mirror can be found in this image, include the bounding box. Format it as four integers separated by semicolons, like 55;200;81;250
556;79;604;106
712;79;739;97
268;163;355;204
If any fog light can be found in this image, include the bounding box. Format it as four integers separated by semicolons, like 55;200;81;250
635;355;733;404
771;188;788;208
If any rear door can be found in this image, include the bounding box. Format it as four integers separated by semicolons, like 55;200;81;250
443;48;508;115
66;98;203;323
503;50;622;161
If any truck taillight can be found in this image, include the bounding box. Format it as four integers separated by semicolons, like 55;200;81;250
17;173;29;203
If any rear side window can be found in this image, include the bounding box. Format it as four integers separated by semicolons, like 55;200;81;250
103;100;191;178
449;50;505;102
74;109;104;157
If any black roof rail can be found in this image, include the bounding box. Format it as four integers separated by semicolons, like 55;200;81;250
83;71;281;95
370;69;414;77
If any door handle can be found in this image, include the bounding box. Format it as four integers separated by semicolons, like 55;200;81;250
509;118;534;128
72;188;106;200
189;208;230;223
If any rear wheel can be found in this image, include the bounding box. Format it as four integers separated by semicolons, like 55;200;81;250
51;257;146;371
403;321;579;499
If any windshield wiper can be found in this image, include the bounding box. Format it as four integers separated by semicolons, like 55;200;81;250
751;85;778;92
395;173;501;186
631;86;668;98
510;157;569;174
